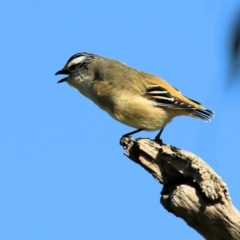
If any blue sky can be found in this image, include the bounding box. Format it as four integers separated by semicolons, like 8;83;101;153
1;1;240;239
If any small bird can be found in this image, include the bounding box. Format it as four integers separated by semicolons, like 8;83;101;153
55;52;214;141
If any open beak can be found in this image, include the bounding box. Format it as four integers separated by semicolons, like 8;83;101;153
55;69;69;83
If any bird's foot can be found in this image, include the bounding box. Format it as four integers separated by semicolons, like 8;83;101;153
154;137;163;145
120;135;134;149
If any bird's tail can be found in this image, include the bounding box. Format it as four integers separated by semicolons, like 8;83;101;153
191;108;214;122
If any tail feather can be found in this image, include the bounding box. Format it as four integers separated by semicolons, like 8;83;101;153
192;109;214;122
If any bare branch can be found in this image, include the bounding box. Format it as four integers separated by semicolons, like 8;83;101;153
120;137;240;240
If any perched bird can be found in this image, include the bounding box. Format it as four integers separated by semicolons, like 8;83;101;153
55;52;214;141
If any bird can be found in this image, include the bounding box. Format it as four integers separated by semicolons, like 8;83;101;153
55;52;214;141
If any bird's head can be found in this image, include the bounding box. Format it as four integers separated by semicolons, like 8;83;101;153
55;52;96;84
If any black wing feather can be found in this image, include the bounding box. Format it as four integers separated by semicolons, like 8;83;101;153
145;85;214;121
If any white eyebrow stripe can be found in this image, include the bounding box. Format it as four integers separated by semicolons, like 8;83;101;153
68;56;86;67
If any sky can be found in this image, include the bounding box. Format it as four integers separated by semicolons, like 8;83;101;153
1;1;240;239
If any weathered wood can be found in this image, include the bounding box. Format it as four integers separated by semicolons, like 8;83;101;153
120;137;240;240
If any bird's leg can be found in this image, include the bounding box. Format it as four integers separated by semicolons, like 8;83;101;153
154;128;165;144
121;129;143;138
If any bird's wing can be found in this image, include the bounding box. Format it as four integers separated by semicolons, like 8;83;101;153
145;84;195;109
145;84;214;121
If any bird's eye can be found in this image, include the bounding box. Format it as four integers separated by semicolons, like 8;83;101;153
69;64;77;71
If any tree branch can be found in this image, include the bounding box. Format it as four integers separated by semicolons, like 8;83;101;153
120;137;240;240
